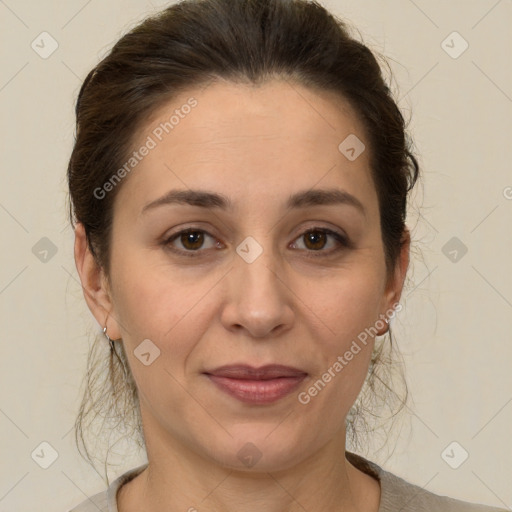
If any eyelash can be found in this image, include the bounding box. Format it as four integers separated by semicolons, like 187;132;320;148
162;226;351;259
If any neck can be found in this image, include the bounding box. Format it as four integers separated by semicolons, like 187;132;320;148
118;419;380;512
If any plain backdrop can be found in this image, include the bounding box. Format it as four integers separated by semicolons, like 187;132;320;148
0;1;511;511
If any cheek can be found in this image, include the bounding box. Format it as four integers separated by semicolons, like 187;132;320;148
110;255;221;375
110;251;193;335
297;285;379;426
297;268;383;401
302;268;384;345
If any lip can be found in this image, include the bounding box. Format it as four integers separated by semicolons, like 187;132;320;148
205;364;307;379
204;365;307;404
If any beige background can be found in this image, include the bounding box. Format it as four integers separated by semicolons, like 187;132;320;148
1;0;511;510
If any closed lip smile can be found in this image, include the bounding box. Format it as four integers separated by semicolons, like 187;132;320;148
203;364;308;404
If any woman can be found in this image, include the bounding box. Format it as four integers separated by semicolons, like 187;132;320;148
67;0;507;510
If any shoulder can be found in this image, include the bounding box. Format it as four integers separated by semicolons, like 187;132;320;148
67;463;148;512
378;467;507;512
346;451;508;512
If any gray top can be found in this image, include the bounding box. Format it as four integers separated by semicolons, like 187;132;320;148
68;452;507;511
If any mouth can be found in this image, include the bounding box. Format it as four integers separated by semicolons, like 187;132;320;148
203;364;308;404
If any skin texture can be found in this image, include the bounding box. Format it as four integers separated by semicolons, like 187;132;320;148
74;79;410;512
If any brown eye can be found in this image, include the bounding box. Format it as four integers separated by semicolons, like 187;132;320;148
163;226;349;259
179;230;205;250
163;228;218;257
303;230;328;250
291;228;349;258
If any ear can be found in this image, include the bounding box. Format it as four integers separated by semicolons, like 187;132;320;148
379;227;410;323
74;222;122;340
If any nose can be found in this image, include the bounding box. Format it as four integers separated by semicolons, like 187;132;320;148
220;240;294;339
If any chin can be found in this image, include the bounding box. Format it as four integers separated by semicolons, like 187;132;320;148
203;427;314;473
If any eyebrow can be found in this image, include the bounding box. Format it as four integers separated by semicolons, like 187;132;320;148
140;188;366;216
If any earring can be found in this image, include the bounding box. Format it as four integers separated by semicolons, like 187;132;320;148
103;326;115;351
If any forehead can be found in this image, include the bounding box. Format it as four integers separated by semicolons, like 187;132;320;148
114;79;377;219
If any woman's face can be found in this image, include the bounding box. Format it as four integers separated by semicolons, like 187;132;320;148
77;79;408;471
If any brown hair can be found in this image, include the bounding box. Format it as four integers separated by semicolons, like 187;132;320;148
67;0;419;481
